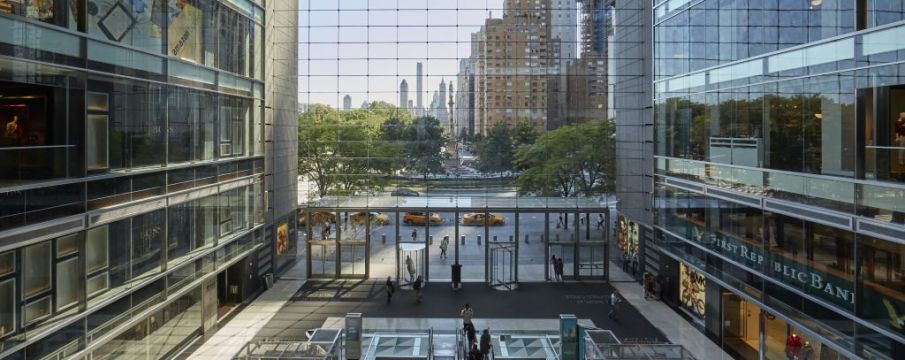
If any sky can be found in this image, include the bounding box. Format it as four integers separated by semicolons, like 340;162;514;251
298;0;580;108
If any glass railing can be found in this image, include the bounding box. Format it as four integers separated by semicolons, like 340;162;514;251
657;157;905;225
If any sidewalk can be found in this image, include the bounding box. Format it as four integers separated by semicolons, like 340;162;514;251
187;278;306;359
610;276;731;360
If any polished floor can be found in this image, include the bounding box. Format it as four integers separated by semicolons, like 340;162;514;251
187;266;731;359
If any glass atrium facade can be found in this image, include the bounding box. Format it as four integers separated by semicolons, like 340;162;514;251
645;1;905;359
296;0;617;285
0;0;299;359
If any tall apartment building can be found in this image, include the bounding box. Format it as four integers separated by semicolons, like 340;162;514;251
416;62;424;115
473;0;552;135
564;0;608;124
615;1;905;359
455;58;475;138
0;0;298;358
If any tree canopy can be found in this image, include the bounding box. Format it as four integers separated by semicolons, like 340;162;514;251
514;119;616;197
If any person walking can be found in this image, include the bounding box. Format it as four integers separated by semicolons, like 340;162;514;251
440;236;449;259
411;228;418;242
549;255;557;281
643;273;653;300
608;289;622;320
461;303;474;331
413;275;423;304
555;257;564;282
596;214;604;230
479;329;491;360
557;214;564;229
468;343;482;360
385;277;395;303
405;255;416;283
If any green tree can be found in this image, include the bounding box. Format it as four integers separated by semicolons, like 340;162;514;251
513;120;539;147
515;120;616;197
474;123;514;175
404;116;447;177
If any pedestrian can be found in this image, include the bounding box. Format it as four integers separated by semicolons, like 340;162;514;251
468;343;482;360
466;324;477;349
411;228;417;242
621;252;629;272
549;255;557;281
385;276;395;303
630;254;638;276
608;289;622;320
406;255;416;283
597;214;604;230
643;273;653;300
479;329;491;359
461;303;474;331
557;214;564;229
413;275;423;303
440;236;449;259
555;257;564;282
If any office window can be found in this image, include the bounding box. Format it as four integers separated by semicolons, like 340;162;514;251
168;87;216;164
55;258;78;311
131;210;164;279
22;242;51;299
89;78;165;171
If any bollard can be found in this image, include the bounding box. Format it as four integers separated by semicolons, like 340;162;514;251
382;234;387;244
525;234;530;244
461;235;466;246
477;235;482;245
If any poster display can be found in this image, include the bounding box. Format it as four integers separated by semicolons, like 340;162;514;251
617;215;639;257
0;0;55;22
87;0;164;53
276;221;288;256
679;263;706;320
167;0;203;62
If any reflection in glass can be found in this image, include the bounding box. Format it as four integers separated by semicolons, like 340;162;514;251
23;242;51;299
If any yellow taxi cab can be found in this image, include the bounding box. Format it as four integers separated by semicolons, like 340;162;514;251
462;212;505;226
403;211;443;225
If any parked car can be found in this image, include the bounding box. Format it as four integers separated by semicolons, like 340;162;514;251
403;211;443;225
350;211;390;225
298;211;336;227
391;188;420;197
462;212;505;226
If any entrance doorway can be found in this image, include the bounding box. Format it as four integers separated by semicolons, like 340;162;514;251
398;242;426;288
722;293;760;360
489;242;516;290
216;263;244;320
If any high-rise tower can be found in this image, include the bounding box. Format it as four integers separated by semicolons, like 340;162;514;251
416;62;424;113
400;79;409;109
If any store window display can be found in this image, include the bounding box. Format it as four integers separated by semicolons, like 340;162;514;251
0;80;70;184
87;0;165;54
0;0;65;26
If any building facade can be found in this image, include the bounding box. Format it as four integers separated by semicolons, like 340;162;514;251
473;0;552;135
399;79;409;111
619;1;905;359
0;0;297;358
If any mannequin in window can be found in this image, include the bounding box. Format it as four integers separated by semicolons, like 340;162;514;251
785;333;802;360
3;115;22;145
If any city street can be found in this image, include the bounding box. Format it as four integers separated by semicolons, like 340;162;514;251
305;208;615;285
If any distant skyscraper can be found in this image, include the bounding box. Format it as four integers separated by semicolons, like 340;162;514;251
416;62;424;112
343;94;352;111
437;79;449;127
408;100;414;111
399;79;409;109
551;0;578;60
360;100;370;109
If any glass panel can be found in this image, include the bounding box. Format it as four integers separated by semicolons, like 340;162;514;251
132;210;164;279
0;279;14;338
0;252;14;277
86;272;108;298
23;242;51;299
86;226;109;274
22;296;51;325
55;257;78;311
55;233;79;258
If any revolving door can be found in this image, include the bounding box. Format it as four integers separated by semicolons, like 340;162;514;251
397;242;426;289
489;241;517;290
